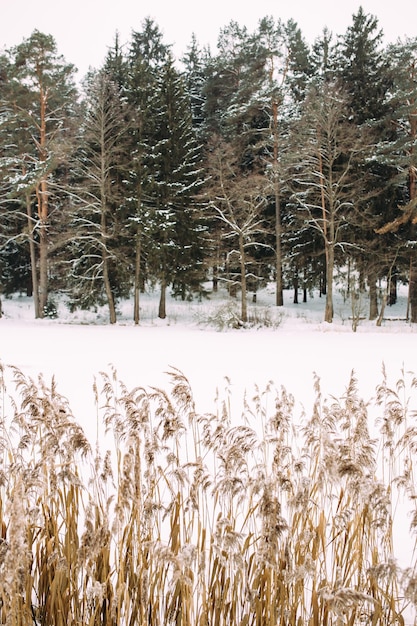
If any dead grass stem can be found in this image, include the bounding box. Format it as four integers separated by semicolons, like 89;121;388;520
0;363;415;624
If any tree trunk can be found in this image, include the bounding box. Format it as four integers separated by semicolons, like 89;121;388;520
36;171;49;317
408;113;417;321
273;100;283;307
103;251;117;324
324;211;335;323
213;231;220;292
158;278;167;319
37;86;49;318
38;218;48;316
388;273;398;306
212;267;218;292
239;233;248;323
409;255;417;323
133;229;141;325
26;192;40;318
318;140;327;301
293;267;299;304
101;207;116;324
321;263;327;296
275;181;283;306
376;294;387;327
324;241;334;323
368;271;378;320
322;154;333;322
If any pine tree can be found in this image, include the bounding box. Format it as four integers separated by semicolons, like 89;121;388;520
0;31;77;317
334;8;393;319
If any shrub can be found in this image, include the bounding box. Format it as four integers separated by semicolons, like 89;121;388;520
197;300;283;330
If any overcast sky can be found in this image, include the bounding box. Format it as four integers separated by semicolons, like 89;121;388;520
2;0;415;79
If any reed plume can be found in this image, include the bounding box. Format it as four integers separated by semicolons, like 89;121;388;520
0;361;415;624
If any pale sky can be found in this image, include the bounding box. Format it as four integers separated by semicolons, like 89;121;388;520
2;0;415;79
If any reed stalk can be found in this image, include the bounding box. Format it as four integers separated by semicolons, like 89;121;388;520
0;362;415;624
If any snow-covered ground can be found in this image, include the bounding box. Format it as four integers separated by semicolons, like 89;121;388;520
1;282;415;434
1;281;417;623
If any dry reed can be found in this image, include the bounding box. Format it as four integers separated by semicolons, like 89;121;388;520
0;360;415;625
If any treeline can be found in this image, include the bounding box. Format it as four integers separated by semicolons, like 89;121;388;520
1;7;417;324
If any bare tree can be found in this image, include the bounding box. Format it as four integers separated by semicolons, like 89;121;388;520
67;70;130;324
205;137;269;323
289;82;367;323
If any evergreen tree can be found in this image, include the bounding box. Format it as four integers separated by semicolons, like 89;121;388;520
335;8;393;319
123;18;172;323
0;52;32;303
146;56;207;318
310;28;337;81
204;17;290;305
284;18;313;102
103;31;128;89
0;31;77;317
376;38;417;321
336;6;388;125
181;34;208;139
255;16;289;307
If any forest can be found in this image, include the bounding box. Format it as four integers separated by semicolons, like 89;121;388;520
1;6;417;325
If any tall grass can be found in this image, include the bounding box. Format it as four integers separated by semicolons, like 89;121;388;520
0;360;416;625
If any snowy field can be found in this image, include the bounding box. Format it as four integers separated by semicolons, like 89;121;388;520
1;282;417;623
1;282;416;435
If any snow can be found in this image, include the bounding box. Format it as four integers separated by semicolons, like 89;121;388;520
1;283;415;432
1;282;417;621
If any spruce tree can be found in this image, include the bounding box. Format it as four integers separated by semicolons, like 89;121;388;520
376;38;417;321
146;56;206;318
181;34;208;139
335;8;393;319
123;18;172;323
310;28;336;81
0;52;32;302
284;18;313;102
336;7;388;125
